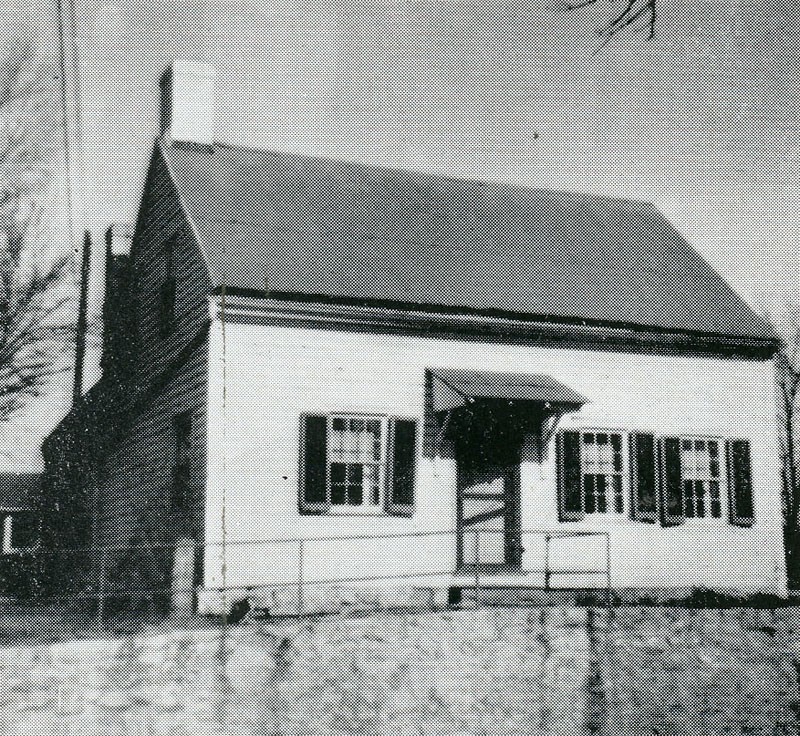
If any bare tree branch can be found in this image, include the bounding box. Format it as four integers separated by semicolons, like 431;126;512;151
0;44;75;423
563;0;657;40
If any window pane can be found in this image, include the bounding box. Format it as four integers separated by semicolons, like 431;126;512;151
597;433;608;445
709;441;719;457
684;480;695;518
346;464;363;505
347;484;363;505
584;433;595;444
331;483;346;505
682;439;692;451
710;460;720;478
596;475;607;513
332;418;345;431
611;434;621;451
331;463;346;484
584;475;596;513
696;480;706;518
613;476;623;513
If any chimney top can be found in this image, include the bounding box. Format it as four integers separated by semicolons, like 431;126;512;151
160;60;215;146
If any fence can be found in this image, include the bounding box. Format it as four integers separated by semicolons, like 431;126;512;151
0;527;611;628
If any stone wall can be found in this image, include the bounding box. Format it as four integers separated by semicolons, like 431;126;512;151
0;607;798;735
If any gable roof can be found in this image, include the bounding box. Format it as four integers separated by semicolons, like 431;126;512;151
159;138;776;342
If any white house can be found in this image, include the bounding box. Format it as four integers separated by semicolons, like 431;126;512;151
43;61;787;614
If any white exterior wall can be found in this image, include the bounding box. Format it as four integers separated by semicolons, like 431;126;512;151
204;316;787;598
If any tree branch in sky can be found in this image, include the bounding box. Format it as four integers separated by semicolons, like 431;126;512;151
563;0;657;41
0;44;74;422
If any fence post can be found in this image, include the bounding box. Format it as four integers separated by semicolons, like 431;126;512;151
97;548;106;631
297;540;304;617
544;534;550;592
171;537;196;623
473;531;480;607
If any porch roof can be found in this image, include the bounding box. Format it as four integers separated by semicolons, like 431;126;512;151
429;369;588;413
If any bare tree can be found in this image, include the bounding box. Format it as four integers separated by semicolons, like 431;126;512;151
564;0;657;41
0;44;73;422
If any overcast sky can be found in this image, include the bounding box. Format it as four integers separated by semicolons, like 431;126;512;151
1;0;797;469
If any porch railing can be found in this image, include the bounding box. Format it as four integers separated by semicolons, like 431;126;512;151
2;527;612;623
202;527;612;616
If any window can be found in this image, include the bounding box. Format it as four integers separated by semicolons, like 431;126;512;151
328;415;387;511
2;513;37;553
159;237;176;336
679;438;723;519
581;432;624;514
172;412;192;510
300;414;418;516
559;430;753;527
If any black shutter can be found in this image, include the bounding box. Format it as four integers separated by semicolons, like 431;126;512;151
386;418;417;517
299;415;330;514
727;439;754;527
629;433;658;523
659;437;685;526
556;431;584;521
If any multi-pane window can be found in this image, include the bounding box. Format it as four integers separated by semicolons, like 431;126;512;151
680;438;723;519
581;432;624;514
328;416;386;510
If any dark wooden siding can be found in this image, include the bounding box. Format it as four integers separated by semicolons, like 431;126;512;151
128;148;213;381
41;146;214;596
94;336;208;593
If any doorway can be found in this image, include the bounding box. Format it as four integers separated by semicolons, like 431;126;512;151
452;403;527;571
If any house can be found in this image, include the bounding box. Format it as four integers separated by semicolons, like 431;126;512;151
42;61;787;613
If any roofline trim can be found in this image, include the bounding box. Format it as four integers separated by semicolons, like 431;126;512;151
209;292;780;360
156;137;215;278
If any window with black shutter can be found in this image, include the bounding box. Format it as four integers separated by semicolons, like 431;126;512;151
299;414;417;516
629;433;658;523
726;439;754;527
386;418;417;516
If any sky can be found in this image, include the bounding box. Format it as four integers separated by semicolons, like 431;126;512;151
0;0;797;470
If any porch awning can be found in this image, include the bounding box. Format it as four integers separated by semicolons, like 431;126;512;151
430;369;588;413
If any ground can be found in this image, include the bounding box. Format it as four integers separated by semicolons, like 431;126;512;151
0;606;799;735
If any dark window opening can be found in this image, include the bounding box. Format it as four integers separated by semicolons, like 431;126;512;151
6;513;37;551
172;412;192;510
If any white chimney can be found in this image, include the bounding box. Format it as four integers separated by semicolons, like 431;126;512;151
160;60;215;146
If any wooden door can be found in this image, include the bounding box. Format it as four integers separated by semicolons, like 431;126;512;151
456;454;522;571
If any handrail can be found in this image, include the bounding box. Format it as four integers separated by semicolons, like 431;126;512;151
26;526;609;556
9;527;612;620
